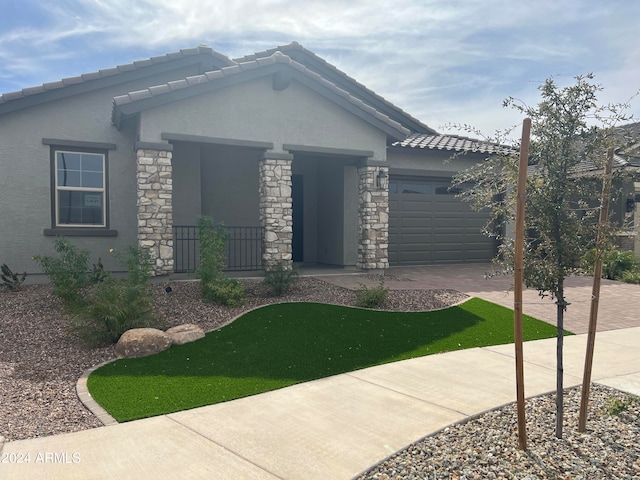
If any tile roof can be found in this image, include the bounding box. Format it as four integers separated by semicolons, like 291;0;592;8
235;42;436;135
0;46;234;106
575;153;640;173
392;132;510;154
112;52;410;139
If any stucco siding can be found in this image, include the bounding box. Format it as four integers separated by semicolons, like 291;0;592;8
343;165;359;266
0;66;202;276
139;77;388;159
387;148;489;177
172;142;202;225
199;145;260;226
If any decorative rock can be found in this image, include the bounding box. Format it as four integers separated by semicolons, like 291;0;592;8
166;324;205;345
115;328;172;358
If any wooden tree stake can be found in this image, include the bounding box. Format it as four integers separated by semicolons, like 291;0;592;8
578;147;614;432
514;118;531;450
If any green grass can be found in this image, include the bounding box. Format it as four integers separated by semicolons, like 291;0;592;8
87;299;567;422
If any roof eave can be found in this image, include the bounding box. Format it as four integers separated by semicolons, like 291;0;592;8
0;48;235;116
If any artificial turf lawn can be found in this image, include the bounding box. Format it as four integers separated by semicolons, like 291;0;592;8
87;298;568;422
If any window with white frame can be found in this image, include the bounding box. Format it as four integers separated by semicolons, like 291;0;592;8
54;150;106;227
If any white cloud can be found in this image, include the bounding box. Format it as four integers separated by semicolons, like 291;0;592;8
0;0;638;134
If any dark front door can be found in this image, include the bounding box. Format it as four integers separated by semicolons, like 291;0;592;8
292;175;304;262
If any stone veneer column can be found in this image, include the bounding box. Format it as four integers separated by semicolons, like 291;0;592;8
259;154;293;269
357;165;389;270
136;147;174;276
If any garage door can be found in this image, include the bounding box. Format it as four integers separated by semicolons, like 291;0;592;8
389;177;495;265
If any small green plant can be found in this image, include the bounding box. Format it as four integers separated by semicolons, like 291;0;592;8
33;237;91;308
77;278;154;344
74;245;157;344
91;258;109;283
263;262;298;296
621;270;640;284
196;216;245;306
582;247;640;280
117;245;153;287
197;215;228;288
356;276;389;309
1;263;27;291
203;277;245;306
602;395;637;416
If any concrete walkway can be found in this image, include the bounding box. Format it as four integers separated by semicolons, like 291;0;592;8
1;265;639;479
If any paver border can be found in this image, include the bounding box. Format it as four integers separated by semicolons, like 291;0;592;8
76;361;119;426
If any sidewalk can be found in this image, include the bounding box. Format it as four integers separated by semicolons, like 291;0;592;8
2;326;639;480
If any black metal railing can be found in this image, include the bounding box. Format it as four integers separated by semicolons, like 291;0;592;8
173;225;264;273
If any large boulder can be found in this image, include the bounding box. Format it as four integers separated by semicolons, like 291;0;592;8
166;324;205;345
115;328;172;358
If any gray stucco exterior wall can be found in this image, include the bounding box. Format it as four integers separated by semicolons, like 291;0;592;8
138;77;388;159
199;145;260;226
0;65;204;277
387;148;490;177
172;142;202;226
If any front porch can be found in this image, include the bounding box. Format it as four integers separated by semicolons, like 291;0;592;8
136;142;391;276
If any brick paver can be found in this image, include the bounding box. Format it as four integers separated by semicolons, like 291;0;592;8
318;264;640;334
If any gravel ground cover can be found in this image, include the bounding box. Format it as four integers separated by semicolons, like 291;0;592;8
358;384;640;480
1;276;638;480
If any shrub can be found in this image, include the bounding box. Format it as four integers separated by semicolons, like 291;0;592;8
197;215;228;288
33;237;91;308
356;276;389;309
202;277;245;306
621;270;640;284
196;216;245;305
76;279;154;345
74;246;157;344
582;247;640;281
91;258;109;284
263;262;298;296
1;263;26;291
117;245;153;287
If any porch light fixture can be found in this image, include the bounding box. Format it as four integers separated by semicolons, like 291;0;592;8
376;169;388;190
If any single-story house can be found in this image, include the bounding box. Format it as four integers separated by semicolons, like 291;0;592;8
2;42;629;278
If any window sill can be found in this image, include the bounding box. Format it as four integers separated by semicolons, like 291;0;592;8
44;228;118;237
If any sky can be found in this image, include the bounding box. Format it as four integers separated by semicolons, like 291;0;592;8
1;0;639;139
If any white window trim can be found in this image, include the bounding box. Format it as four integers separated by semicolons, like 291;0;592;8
54;149;107;228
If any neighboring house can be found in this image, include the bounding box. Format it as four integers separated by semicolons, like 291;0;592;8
570;123;640;252
0;43;501;278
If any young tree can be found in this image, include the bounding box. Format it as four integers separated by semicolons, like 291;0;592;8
454;74;632;439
